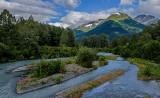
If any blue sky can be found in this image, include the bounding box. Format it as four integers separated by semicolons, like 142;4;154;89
0;0;160;28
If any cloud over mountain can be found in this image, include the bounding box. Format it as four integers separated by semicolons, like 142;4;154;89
136;0;160;17
54;8;118;28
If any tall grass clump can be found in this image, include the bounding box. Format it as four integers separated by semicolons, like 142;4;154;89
98;56;108;66
76;47;97;68
31;60;65;78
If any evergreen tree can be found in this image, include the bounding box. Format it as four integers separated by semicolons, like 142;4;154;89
111;37;118;48
18;20;39;58
118;35;129;46
81;36;88;47
99;33;109;48
88;35;98;48
130;33;138;43
60;30;69;46
139;32;152;43
0;9;17;46
28;15;34;21
66;28;76;47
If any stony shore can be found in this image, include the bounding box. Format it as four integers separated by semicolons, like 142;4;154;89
16;63;97;94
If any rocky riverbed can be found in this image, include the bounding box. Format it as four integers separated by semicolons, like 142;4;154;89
15;62;99;94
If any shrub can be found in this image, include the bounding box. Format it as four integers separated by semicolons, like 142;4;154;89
31;60;62;78
76;47;97;68
39;46;78;58
47;77;53;81
112;46;122;55
92;65;98;70
55;75;63;84
60;62;66;73
29;82;39;86
120;48;131;58
98;56;108;66
154;56;160;63
48;60;61;76
40;80;45;84
31;78;38;82
143;66;151;76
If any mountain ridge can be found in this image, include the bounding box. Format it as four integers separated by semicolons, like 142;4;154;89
134;14;159;25
75;12;146;41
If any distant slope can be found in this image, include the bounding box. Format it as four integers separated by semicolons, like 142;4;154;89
76;19;105;32
134;15;159;25
75;13;146;41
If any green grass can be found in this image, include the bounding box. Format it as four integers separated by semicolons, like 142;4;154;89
127;58;160;80
63;57;76;64
55;75;63;84
106;13;130;22
40;80;46;84
98;56;108;66
104;55;119;60
17;83;27;90
29;82;39;86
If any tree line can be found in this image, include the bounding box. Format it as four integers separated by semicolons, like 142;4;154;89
80;22;160;63
111;22;160;63
1;9;159;63
0;9;76;63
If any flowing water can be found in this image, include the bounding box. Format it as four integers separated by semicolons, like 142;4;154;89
0;53;160;98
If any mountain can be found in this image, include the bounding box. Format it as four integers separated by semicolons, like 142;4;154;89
134;15;159;25
75;12;146;41
76;19;105;32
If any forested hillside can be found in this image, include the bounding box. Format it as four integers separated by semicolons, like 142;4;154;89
0;9;77;63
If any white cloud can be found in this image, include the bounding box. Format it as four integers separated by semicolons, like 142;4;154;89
10;0;55;9
48;22;70;28
121;8;134;16
106;8;118;13
0;0;58;22
120;0;135;5
60;8;118;28
54;0;81;8
136;0;160;17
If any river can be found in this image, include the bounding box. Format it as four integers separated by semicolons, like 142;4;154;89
0;53;160;98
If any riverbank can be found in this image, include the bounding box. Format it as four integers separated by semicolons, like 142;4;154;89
15;56;106;94
127;58;160;80
104;55;119;60
14;54;116;94
1;54;160;98
16;65;95;94
54;70;125;98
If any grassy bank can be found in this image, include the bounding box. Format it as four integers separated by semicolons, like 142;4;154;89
16;57;93;94
104;55;119;60
16;56;108;94
16;48;113;94
127;58;160;80
55;70;125;98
